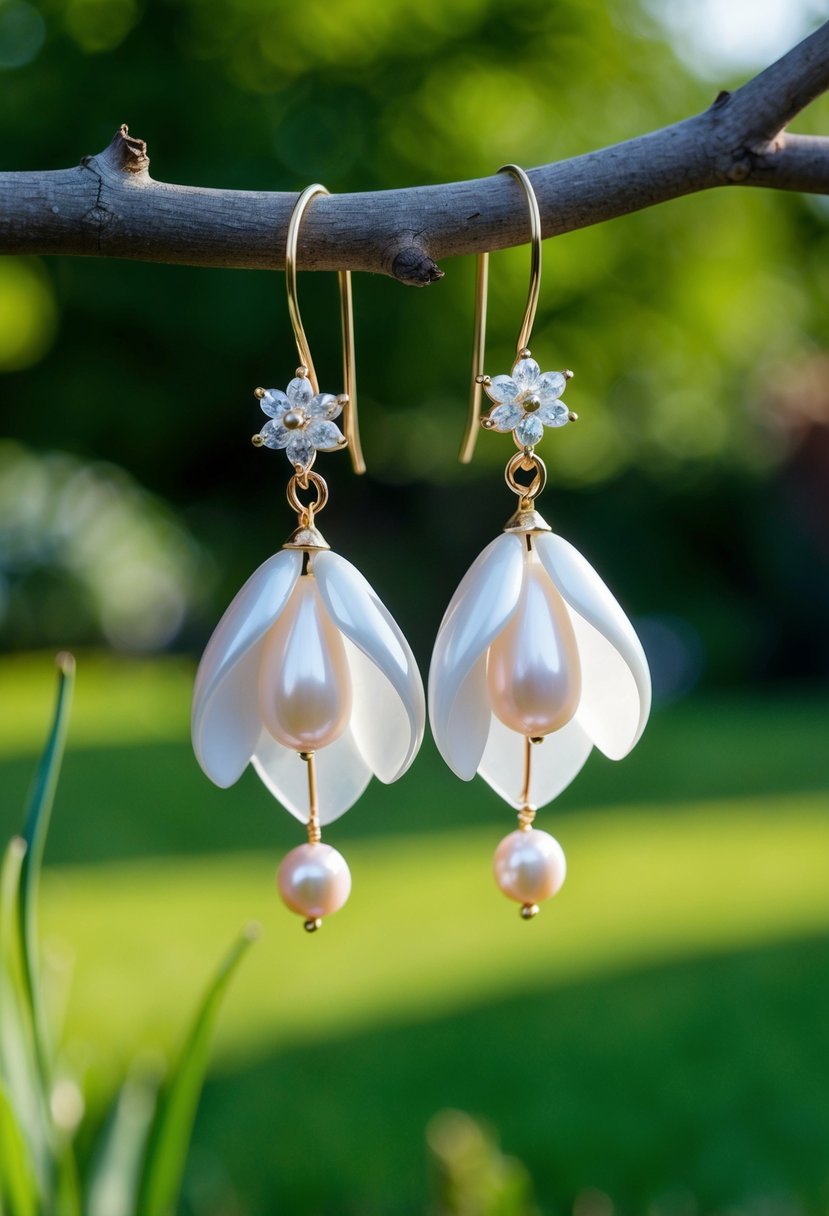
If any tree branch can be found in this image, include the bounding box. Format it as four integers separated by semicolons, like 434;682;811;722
2;21;829;286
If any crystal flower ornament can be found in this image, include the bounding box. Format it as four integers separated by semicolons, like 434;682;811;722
256;377;347;471
192;183;425;932
480;355;576;448
438;163;651;921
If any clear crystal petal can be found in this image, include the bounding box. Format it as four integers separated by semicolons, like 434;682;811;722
308;393;342;420
260;420;290;449
260;389;289;419
306;420;345;451
539;401;570;428
286;377;314;408
512;358;540;389
488;403;523;432
515;413;544;446
286;432;315;468
537;371;566;404
485;376;519;405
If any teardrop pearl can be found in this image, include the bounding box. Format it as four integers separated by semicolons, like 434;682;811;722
493;828;566;905
277;842;352;919
258;576;353;751
486;554;581;736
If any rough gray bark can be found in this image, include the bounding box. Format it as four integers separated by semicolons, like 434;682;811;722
2;21;829;286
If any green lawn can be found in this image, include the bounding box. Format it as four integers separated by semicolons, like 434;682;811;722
2;652;828;1214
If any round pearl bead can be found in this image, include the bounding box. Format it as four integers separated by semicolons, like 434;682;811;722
493;828;566;906
277;843;352;921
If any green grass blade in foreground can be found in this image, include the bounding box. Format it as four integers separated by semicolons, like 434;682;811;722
136;924;259;1216
0;837;38;1216
0;837;49;1204
0;1078;38;1216
18;652;75;1075
87;1073;159;1216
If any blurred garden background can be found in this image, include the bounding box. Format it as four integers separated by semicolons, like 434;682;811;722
1;0;829;1212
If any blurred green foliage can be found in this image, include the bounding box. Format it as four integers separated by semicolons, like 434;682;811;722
1;0;829;687
2;8;829;1207
0;653;827;1214
0;656;255;1216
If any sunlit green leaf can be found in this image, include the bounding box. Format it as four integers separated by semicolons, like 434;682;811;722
135;925;259;1216
0;837;49;1204
87;1073;159;1216
18;652;75;1085
0;258;57;372
0;1079;37;1216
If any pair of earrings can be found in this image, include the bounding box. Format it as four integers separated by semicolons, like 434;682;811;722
191;168;651;932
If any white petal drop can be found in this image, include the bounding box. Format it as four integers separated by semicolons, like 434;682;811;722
192;550;302;787
313;552;425;782
428;534;524;780
340;637;416;784
486;553;581;736
534;532;651;759
258;576;352;752
252;727;371;825
434;654;493;782
478;714;593;810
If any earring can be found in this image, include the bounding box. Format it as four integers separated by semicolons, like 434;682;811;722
192;184;425;932
430;165;651;921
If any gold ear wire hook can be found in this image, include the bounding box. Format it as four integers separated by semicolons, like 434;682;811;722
459;164;543;464
285;184;366;474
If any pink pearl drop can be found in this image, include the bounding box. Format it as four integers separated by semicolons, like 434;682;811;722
277;843;352;919
258;576;353;751
493;828;567;905
485;556;581;737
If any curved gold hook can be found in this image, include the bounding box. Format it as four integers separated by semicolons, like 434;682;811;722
459;164;543;464
285;184;366;474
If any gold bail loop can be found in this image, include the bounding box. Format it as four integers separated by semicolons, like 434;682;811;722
286;468;330;521
285;184;366;474
504;450;547;504
460;164;543;464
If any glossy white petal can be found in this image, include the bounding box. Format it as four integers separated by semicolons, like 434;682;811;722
534;532;651;759
313;551;425;782
192;549;303;786
428;534;524;780
435;654;495;782
479;714;594;809
251;727;371;825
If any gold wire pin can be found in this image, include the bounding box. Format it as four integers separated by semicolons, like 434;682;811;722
460;164;543;464
284;185;366;475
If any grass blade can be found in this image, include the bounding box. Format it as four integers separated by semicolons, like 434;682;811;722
0;838;51;1203
87;1072;159;1216
18;652;75;1079
135;924;259;1216
0;1078;38;1216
